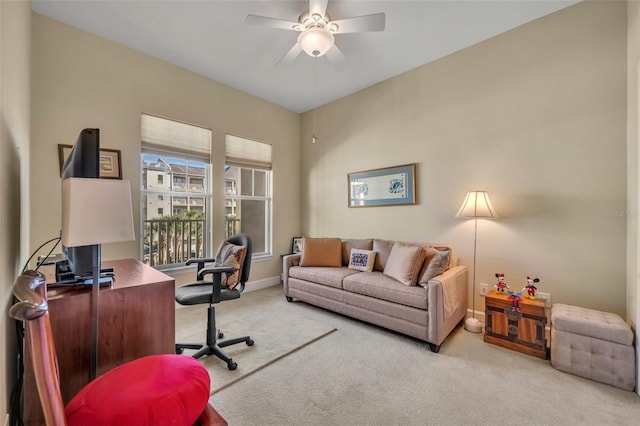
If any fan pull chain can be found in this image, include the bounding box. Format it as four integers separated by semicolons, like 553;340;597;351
312;56;318;144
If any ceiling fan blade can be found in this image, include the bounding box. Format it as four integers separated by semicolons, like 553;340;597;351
245;14;301;31
330;13;386;34
309;0;328;18
325;45;348;71
275;43;303;68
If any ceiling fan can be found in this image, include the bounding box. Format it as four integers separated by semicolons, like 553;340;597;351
245;0;385;70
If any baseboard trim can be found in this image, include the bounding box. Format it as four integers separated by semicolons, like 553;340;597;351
244;276;281;293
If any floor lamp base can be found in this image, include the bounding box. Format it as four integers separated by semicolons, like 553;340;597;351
464;317;483;334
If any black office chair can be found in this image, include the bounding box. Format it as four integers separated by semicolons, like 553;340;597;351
175;234;254;370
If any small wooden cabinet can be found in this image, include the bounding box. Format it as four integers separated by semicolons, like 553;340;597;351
484;290;547;359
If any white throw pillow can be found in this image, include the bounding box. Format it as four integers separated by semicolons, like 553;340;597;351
348;249;377;272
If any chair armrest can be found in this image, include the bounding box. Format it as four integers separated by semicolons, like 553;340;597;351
186;257;216;266
198;266;237;301
282;254;301;293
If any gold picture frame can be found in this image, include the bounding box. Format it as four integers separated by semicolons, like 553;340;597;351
58;144;123;179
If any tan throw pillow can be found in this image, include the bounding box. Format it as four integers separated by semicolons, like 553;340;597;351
214;241;247;290
383;242;426;286
348;249;376;272
373;239;395;271
341;239;373;266
299;237;342;267
419;249;451;285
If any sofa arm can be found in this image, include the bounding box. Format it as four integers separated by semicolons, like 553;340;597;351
426;265;468;346
282;253;301;293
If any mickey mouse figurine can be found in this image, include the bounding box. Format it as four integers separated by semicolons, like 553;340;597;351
495;273;509;294
523;276;540;299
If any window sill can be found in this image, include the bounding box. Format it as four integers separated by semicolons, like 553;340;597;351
145;254;273;276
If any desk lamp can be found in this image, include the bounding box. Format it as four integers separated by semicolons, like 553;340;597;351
61;178;135;380
455;191;498;333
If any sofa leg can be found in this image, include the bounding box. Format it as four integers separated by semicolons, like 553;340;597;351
427;343;441;353
286;296;293;302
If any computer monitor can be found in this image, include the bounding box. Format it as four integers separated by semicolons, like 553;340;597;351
59;128;100;279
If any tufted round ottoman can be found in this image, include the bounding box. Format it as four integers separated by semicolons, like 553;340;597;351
550;303;635;391
65;354;211;425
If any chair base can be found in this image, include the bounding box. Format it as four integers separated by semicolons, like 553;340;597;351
176;304;254;370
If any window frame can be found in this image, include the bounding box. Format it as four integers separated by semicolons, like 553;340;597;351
140;148;213;270
224;165;272;259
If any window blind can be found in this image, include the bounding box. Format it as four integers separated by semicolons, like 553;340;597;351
141;114;211;161
225;134;272;170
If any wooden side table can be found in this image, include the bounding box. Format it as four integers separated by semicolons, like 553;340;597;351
484;290;548;359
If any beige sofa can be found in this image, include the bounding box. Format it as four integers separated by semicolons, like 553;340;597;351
282;238;468;352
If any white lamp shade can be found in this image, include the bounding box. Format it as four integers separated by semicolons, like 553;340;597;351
298;27;335;57
62;178;135;247
455;191;499;219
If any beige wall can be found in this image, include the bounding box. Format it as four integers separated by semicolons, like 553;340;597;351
627;0;640;396
30;13;301;287
1;0;31;417
301;1;628;316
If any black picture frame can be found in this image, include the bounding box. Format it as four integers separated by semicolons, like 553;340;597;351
291;237;303;254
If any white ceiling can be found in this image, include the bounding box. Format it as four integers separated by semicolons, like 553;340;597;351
31;0;580;113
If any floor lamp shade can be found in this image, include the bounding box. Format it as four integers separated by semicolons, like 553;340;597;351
455;191;498;334
455;191;499;220
62;178;135;247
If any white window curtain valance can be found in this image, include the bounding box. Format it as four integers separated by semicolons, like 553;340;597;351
225;134;272;170
141;114;211;161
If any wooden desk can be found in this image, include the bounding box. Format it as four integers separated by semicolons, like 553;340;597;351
23;259;175;425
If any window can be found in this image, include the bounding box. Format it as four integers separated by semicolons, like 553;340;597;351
225;134;272;257
141;114;212;268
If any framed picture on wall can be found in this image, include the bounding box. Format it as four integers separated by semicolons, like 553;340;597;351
58;144;123;179
348;163;416;208
291;237;303;254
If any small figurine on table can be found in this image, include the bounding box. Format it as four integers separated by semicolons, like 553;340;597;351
494;273;509;294
523;276;540;299
507;290;523;312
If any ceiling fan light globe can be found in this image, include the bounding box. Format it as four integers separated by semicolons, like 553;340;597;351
298;27;335;57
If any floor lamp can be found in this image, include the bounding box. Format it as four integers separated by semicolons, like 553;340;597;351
61;177;135;380
455;191;498;334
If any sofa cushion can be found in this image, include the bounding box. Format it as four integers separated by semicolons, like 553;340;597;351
341;239;373;266
418;249;451;286
300;237;342;267
289;266;359;289
383;243;425;286
373;239;395;271
343;271;428;310
348;249;376;272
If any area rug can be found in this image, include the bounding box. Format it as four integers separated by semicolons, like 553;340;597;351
176;303;337;394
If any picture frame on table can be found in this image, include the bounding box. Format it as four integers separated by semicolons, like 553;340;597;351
58;144;123;179
348;163;417;208
291;237;304;254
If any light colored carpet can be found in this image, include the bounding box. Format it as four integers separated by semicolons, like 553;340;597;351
175;287;336;393
207;286;640;426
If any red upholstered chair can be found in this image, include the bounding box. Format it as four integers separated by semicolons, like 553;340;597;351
9;270;227;426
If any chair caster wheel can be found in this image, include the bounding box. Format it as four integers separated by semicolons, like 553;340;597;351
227;361;237;370
247;339;254;346
286;296;293;302
218;331;224;339
175;348;184;355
